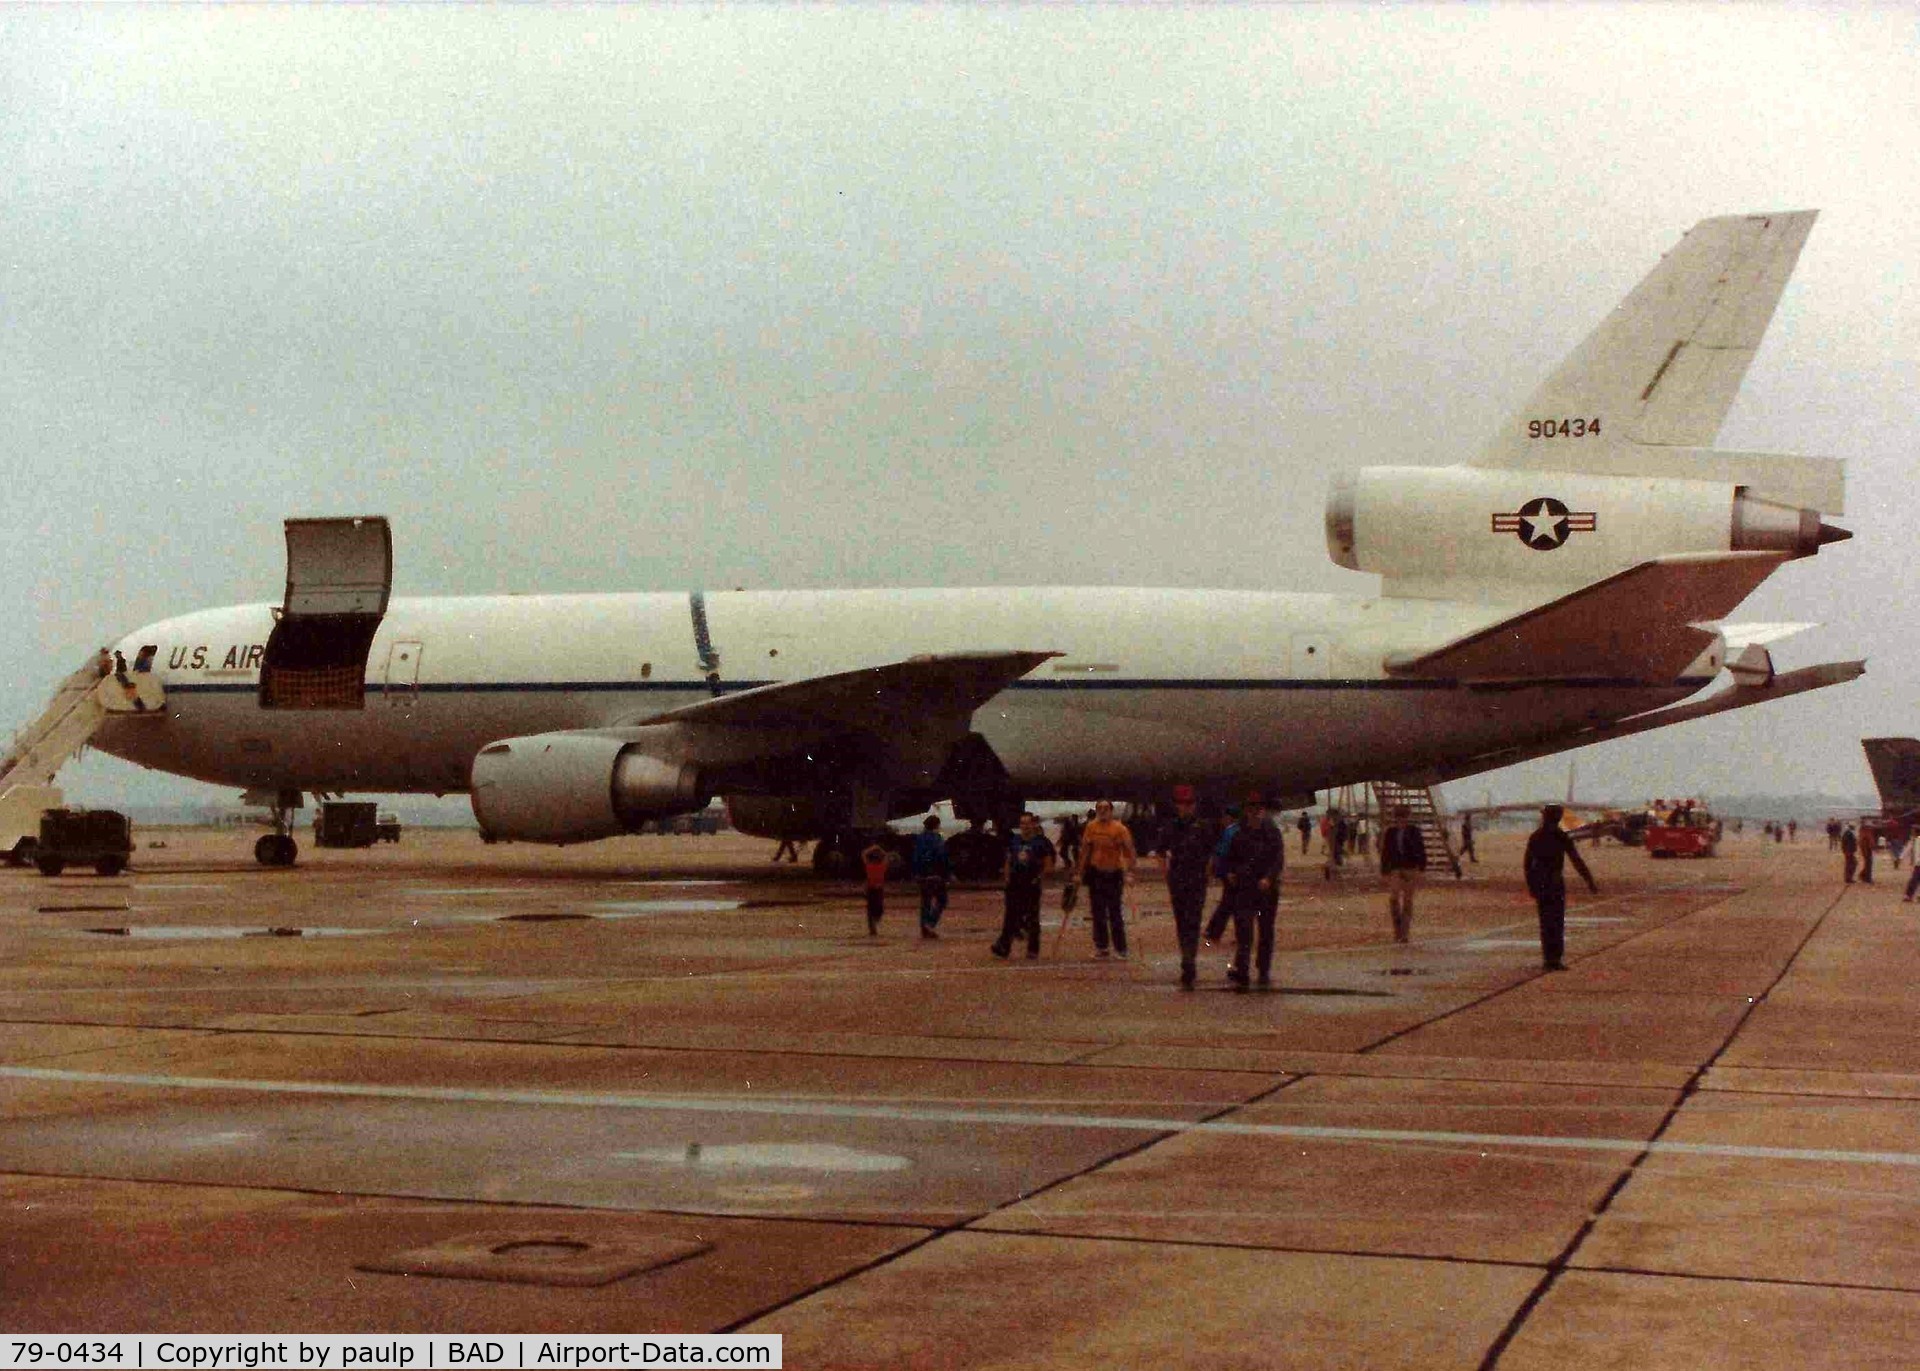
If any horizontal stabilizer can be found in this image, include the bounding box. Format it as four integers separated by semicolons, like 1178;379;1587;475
1412;659;1865;787
640;651;1058;732
1716;622;1815;650
1385;552;1788;682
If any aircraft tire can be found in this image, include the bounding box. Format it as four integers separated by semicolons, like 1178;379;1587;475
811;833;857;879
34;856;64;877
946;830;1001;882
95;857;126;877
255;834;299;867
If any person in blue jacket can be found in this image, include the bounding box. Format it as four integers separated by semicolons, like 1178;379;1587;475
910;814;952;939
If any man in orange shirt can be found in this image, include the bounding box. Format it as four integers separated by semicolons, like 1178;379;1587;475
1076;799;1138;960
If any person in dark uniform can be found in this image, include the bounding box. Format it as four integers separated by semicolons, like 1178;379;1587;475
992;812;1056;960
1156;784;1219;991
1055;814;1082;871
910;814;952;939
1459;812;1477;863
1524;805;1596;971
1296;811;1312;855
1841;824;1859;883
1203;804;1241;947
1379;805;1428;944
1217;795;1284;990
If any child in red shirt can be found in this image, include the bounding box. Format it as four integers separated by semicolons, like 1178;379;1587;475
861;839;891;935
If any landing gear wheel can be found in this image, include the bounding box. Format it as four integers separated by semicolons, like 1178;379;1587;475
255;834;298;867
95;856;126;877
811;832;856;879
947;827;1005;882
34;855;64;877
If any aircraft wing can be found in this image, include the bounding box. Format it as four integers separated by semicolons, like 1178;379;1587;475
622;650;1057;825
1474;211;1817;462
1384;551;1789;683
639;651;1057;732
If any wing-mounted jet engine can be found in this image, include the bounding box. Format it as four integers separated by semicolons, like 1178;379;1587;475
470;732;706;844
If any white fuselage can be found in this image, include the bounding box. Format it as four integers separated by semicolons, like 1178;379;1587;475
93;587;1703;803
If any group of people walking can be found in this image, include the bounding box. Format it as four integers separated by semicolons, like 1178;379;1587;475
858;795;1594;984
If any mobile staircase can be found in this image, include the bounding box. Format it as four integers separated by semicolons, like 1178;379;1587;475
1370;779;1465;879
0;651;164;862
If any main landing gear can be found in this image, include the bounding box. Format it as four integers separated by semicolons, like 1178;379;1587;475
252;788;302;867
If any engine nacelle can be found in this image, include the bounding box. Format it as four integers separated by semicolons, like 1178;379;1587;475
1326;466;1843;598
726;794;837;842
469;731;706;844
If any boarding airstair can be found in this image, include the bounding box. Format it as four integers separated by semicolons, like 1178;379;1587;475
1371;779;1464;878
0;650;164;860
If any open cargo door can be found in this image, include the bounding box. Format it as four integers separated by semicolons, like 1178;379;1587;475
259;517;392;710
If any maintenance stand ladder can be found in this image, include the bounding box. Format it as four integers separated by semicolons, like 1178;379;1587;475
1371;780;1464;878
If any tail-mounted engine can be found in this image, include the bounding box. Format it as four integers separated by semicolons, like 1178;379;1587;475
1326;465;1846;599
469;732;707;844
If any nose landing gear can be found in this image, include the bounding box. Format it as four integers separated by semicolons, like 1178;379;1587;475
254;832;298;867
249;788;303;867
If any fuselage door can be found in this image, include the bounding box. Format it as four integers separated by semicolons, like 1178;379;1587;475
383;640;424;702
259;516;393;710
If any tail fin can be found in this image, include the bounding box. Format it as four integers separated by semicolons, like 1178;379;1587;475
1470;211;1841;512
1862;738;1920;814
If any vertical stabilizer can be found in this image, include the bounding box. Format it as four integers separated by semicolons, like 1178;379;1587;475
1474;211;1819;467
1863;738;1920;814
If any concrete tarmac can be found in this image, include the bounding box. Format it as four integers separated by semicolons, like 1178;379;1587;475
2;826;1916;1366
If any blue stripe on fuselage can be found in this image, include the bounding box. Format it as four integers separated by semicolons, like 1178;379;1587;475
163;676;1716;696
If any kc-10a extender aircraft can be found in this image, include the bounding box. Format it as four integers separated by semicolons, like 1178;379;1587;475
72;211;1860;868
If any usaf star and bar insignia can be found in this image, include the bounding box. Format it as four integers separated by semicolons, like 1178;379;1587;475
1491;497;1598;551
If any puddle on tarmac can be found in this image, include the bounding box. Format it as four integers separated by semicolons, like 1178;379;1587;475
82;926;382;940
614;1142;911;1173
611;880;729;888
588;900;745;917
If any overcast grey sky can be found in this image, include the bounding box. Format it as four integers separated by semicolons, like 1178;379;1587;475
5;3;1917;811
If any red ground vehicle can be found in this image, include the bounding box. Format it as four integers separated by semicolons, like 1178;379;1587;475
1645;806;1719;858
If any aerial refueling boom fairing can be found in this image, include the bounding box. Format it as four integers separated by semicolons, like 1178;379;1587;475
73;211;1859;866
